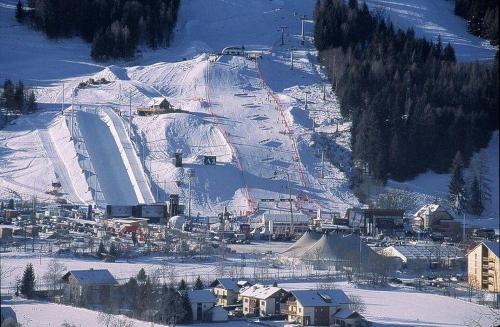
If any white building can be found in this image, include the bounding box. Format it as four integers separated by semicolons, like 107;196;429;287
382;244;464;269
240;285;288;317
187;289;217;321
284;289;355;326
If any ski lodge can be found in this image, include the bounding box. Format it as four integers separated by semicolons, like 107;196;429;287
137;97;177;116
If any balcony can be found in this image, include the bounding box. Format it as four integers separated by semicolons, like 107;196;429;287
281;308;296;315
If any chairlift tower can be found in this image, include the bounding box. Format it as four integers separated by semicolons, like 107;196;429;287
300;15;307;44
187;168;195;220
278;25;288;46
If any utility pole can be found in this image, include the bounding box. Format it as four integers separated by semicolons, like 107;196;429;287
320;150;325;179
31;183;36;253
61;83;64;114
163;180;167;202
129;91;132;139
287;173;294;237
290;49;294;70
300;15;307;44
279;25;287;46
305;92;309;111
70;91;75;140
322;84;326;100
187;169;195;220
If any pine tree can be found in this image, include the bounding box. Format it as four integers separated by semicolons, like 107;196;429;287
108;242;119;258
97;241;106;258
14;81;25;113
20;263;36;298
7;198;14;209
449;152;466;210
26;90;37;112
443;43;456;62
137;268;147;283
468;173;484;216
178;278;187;291
15;0;25;22
181;291;193;323
3;79;15;111
193;276;204;290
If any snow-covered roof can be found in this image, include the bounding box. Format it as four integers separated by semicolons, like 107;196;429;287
148;97;168;106
482;241;500;258
386;244;464;260
62;269;118;286
240;285;284;300
414;204;449;217
333;308;361;319
291;289;350;307
212;278;239;292
168;215;185;230
261;213;309;223
188;290;216;303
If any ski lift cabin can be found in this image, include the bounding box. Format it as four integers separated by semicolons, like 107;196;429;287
137;97;176;116
221;46;245;56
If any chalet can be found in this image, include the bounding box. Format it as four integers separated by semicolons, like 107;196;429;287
61;269;118;306
467;241;500;293
413;204;461;239
240;285;288;317
221;46;245;56
187;289;217;321
137;97;176;116
283;289;352;326
210;278;240;306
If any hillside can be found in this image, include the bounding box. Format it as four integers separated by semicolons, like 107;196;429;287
0;0;498;219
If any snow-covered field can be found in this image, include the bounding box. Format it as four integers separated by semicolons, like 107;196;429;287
281;281;500;327
1;296;262;327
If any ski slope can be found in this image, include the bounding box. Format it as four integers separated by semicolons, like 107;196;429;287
0;0;497;216
103;109;155;204
75;110;138;205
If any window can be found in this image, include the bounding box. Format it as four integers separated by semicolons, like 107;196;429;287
245;298;249;303
298;308;301;313
261;300;265;306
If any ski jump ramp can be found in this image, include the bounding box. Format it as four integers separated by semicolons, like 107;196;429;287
76;110;154;205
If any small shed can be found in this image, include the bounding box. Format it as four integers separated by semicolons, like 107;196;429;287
61;269;118;305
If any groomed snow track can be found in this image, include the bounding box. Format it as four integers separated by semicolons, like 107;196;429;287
76;109;153;205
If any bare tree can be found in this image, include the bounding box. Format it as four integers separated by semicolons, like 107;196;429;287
372;188;416;211
349;294;366;314
43;258;67;297
97;312;135;327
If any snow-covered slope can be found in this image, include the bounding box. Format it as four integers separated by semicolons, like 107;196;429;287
365;0;498;61
0;0;497;217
